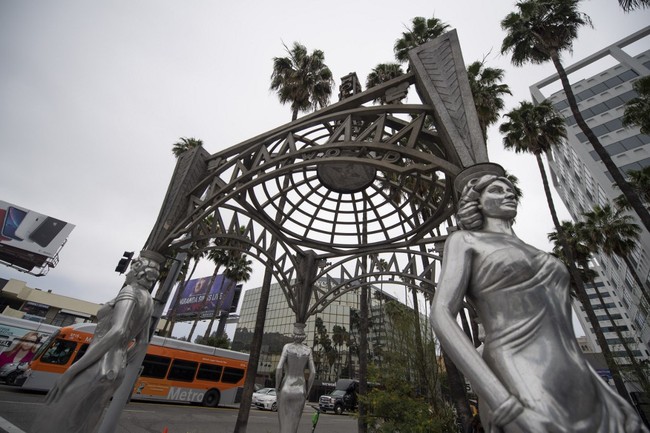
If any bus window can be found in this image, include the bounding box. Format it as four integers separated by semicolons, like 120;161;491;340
221;367;244;384
40;340;77;365
196;363;223;382
72;344;89;364
141;355;171;379
167;359;198;382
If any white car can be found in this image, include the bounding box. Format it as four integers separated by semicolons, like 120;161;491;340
253;388;277;411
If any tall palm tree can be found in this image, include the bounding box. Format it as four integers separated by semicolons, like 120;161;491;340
618;0;650;11
466;60;512;141
548;221;638;397
270;42;334;121
581;204;650;305
501;0;650;232
623;75;650;134
614;167;650;211
393;15;450;64
365;63;405;104
171;137;203;158
500;100;567;231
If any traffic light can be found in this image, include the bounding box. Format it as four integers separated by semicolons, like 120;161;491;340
115;251;134;274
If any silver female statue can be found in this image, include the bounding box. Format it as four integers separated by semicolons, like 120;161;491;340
431;164;647;433
31;251;161;433
276;322;316;433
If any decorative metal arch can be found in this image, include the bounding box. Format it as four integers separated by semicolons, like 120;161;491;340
144;30;488;321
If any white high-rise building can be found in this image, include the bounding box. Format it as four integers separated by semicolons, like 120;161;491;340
530;27;650;384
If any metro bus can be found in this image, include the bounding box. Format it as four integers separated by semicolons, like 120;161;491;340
20;322;249;407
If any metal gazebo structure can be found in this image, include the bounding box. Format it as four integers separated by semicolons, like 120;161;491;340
103;30;489;433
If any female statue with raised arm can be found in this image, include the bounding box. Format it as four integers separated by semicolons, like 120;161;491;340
431;163;647;433
31;250;161;433
276;322;316;433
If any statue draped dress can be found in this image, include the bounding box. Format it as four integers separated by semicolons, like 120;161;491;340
470;233;641;433
32;287;152;433
277;343;312;433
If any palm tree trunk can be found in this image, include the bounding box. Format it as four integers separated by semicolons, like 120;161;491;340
357;284;369;433
187;264;221;341
203;276;231;340
550;52;650;232
535;153;631;401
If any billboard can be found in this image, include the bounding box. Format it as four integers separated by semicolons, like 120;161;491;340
0;201;75;270
168;275;242;320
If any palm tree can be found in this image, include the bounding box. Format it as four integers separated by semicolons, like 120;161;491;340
393;15;450;64
500;100;567;231
581;204;650;305
548;221;638;397
211;254;252;339
623;75;650;134
171;137;203;158
270;42;334;121
501;0;650;232
365;63;405;104
618;0;650;11
614;167;650;211
466;60;512;141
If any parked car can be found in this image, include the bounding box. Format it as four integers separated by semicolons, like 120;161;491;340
319;379;358;415
0;361;28;385
252;387;274;405
253;388;277;411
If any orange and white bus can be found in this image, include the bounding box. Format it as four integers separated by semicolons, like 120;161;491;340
20;322;249;407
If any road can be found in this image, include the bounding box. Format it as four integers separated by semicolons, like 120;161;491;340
0;385;357;433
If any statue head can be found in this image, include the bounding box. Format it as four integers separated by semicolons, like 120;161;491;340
292;323;307;343
125;250;164;291
455;164;516;231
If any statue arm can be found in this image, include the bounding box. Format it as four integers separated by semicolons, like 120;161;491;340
306;348;316;397
275;345;288;393
430;232;511;410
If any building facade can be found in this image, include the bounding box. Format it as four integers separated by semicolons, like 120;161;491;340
530;27;650;385
232;279;416;384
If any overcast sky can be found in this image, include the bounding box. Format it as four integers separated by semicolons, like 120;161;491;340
1;1;649;338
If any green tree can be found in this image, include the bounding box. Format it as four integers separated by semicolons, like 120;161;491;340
270;42;334;121
467;60;512;141
332;325;349;379
623;75;650;134
501;0;650;232
360;300;457;433
365;63;405;104
171;137;203;158
618;0;650;11
581;205;650;305
195;332;231;349
614;167;650;211
393;15;450;63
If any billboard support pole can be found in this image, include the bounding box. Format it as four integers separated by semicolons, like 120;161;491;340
97;249;188;433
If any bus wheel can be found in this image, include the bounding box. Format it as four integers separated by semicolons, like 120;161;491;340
202;389;220;408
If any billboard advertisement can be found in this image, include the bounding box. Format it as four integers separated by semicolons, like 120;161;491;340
168;275;241;320
0;201;75;270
